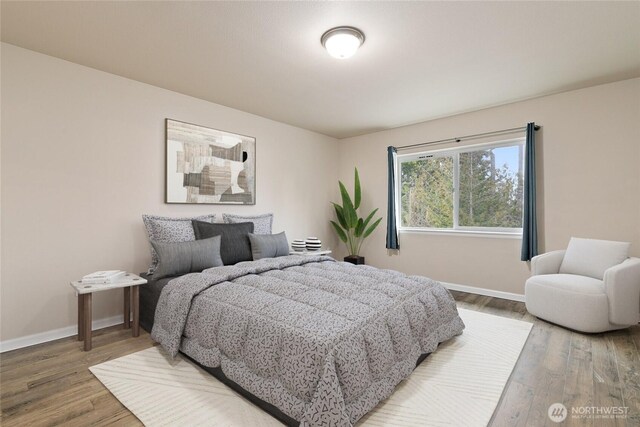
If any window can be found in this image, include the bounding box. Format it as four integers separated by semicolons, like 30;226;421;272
398;138;525;234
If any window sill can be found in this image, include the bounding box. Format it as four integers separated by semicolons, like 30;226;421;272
399;228;522;239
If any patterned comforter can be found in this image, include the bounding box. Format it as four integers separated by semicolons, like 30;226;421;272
152;255;465;426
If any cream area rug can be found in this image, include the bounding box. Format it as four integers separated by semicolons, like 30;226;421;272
90;308;532;427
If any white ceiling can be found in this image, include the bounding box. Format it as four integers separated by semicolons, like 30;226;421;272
2;1;639;138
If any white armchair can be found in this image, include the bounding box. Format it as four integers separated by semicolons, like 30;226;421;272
525;238;640;333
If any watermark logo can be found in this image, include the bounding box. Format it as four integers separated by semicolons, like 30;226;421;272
548;403;629;422
548;403;567;423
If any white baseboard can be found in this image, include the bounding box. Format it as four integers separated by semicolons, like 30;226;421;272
0;315;123;353
442;282;525;302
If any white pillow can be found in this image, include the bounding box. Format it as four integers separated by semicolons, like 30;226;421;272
559;237;630;280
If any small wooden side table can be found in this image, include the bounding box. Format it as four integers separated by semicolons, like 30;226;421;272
70;273;147;351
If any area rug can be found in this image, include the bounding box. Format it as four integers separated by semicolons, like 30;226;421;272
90;308;532;426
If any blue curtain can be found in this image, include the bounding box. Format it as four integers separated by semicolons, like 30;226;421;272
386;146;399;249
521;122;538;261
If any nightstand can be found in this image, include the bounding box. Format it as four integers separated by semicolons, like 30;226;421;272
289;249;332;256
70;273;147;351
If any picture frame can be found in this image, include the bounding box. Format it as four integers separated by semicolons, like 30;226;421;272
165;119;256;204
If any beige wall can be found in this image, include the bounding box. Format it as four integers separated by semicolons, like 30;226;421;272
2;42;639;345
337;78;640;295
1;44;339;342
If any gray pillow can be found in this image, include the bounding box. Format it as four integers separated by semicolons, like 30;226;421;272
150;236;223;280
223;213;273;234
192;221;254;265
249;232;290;260
142;214;216;274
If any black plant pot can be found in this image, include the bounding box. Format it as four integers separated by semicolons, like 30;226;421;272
344;255;365;265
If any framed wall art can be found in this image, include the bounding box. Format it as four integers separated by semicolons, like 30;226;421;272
166;119;256;204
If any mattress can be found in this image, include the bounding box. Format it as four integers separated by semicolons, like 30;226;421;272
152;255;465;426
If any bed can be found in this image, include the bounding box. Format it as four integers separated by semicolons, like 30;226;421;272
139;273;173;333
147;254;464;426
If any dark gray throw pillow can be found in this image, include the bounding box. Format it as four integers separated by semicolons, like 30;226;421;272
248;232;290;260
192;220;254;265
150;236;223;280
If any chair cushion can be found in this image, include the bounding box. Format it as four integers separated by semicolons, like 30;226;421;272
559;237;630;280
525;275;613;333
527;274;604;294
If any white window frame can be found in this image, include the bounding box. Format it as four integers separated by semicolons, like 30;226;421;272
396;138;525;237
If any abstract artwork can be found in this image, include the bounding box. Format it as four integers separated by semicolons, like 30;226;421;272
166;119;256;204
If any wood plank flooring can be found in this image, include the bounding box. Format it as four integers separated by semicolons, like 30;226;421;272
1;327;156;426
1;292;638;426
452;292;640;427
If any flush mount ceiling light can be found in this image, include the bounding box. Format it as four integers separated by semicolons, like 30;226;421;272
321;26;365;59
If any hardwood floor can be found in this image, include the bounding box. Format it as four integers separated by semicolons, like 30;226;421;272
1;327;156;426
1;292;638;426
451;291;640;427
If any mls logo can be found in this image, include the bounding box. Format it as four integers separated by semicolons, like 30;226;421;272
548;403;568;423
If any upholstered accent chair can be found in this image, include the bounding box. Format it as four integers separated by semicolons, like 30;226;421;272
525;237;640;333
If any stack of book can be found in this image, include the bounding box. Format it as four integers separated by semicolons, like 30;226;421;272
82;270;126;285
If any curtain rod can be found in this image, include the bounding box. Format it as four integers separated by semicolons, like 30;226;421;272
395;124;540;151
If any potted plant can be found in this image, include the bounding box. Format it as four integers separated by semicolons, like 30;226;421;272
330;168;382;265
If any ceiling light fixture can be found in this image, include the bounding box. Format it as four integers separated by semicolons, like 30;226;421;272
321;26;365;59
